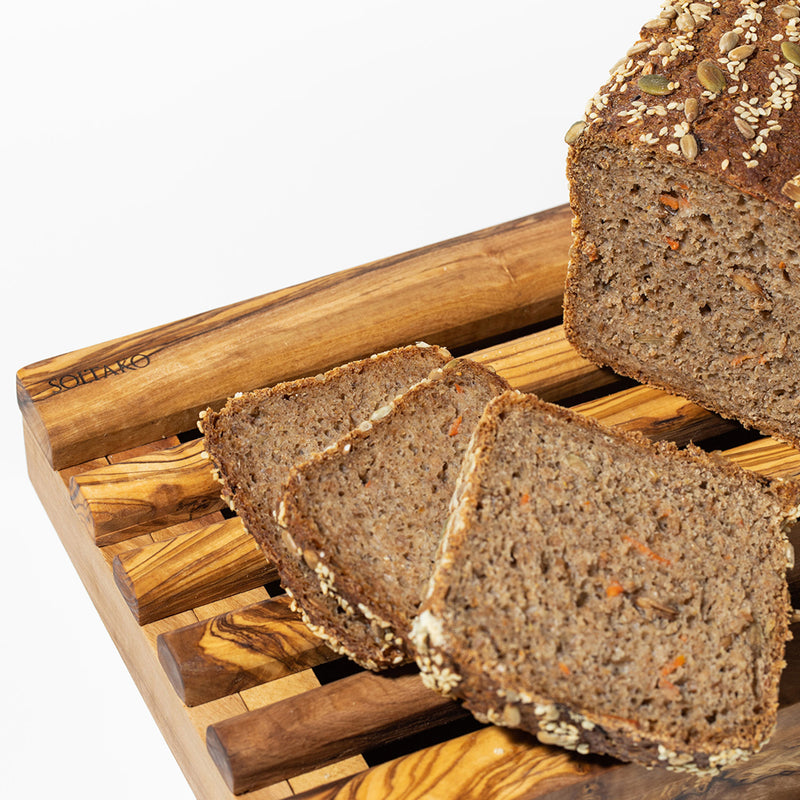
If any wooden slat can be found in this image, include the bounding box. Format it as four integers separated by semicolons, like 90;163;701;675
291;703;800;800
68;323;613;544
23;421;291;800
70;438;222;545
206;667;469;795
17;206;572;471
157;595;336;707
112;517;276;625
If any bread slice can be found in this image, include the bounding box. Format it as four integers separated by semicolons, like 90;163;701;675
564;1;800;448
412;390;800;773
199;343;452;669
278;358;510;669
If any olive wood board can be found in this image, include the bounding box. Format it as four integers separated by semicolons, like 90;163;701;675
18;204;800;799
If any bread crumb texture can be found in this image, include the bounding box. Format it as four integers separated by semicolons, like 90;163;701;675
415;391;800;773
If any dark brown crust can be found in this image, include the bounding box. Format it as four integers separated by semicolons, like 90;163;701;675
574;1;800;212
414;390;799;773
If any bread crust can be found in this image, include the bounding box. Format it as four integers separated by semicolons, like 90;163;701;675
564;0;800;449
413;389;800;773
570;0;800;212
200;343;451;670
279;359;510;670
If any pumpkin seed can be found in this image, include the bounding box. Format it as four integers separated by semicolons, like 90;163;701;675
782;40;800;67
777;4;800;19
719;30;739;53
734;116;756;139
564;120;586;145
680;133;698;161
728;44;756;62
638;73;673;95
697;59;726;93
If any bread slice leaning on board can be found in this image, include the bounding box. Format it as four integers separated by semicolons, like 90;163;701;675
277;357;511;669
199;342;452;669
411;390;800;774
564;0;800;448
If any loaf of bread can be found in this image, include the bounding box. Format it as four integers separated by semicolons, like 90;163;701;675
411;390;800;773
199;343;452;669
278;358;510;670
564;0;800;448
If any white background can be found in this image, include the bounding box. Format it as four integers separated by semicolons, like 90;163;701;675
2;2;642;797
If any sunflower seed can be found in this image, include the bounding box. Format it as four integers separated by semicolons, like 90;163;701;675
676;12;696;31
680;133;698;161
697;59;727;93
627;40;652;57
719;30;739;53
644;17;670;30
734;116;756;139
564;120;586;145
782;179;800;202
684;97;700;122
728;44;756;62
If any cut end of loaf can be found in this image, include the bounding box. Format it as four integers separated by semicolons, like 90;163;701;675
565;137;800;448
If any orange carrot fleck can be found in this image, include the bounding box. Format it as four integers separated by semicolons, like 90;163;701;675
659;193;680;211
660;654;686;677
676;182;690;192
658;675;680;695
664;236;681;251
454;383;464;393
448;415;463;436
622;534;672;566
558;661;571;676
606;580;625;598
731;353;757;367
603;712;641;728
520;492;531;506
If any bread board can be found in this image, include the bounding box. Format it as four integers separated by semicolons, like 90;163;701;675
17;204;800;799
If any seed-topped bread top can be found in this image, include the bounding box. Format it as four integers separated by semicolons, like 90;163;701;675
568;0;800;212
413;390;800;773
278;358;510;669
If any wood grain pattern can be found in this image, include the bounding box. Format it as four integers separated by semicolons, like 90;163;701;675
17;206;572;471
470;323;618;399
158;595;336;706
71;438;222;545
112;517;276;625
67;323;609;545
290;704;800;800
22;421;291;800
206;667;469;794
290;725;607;800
